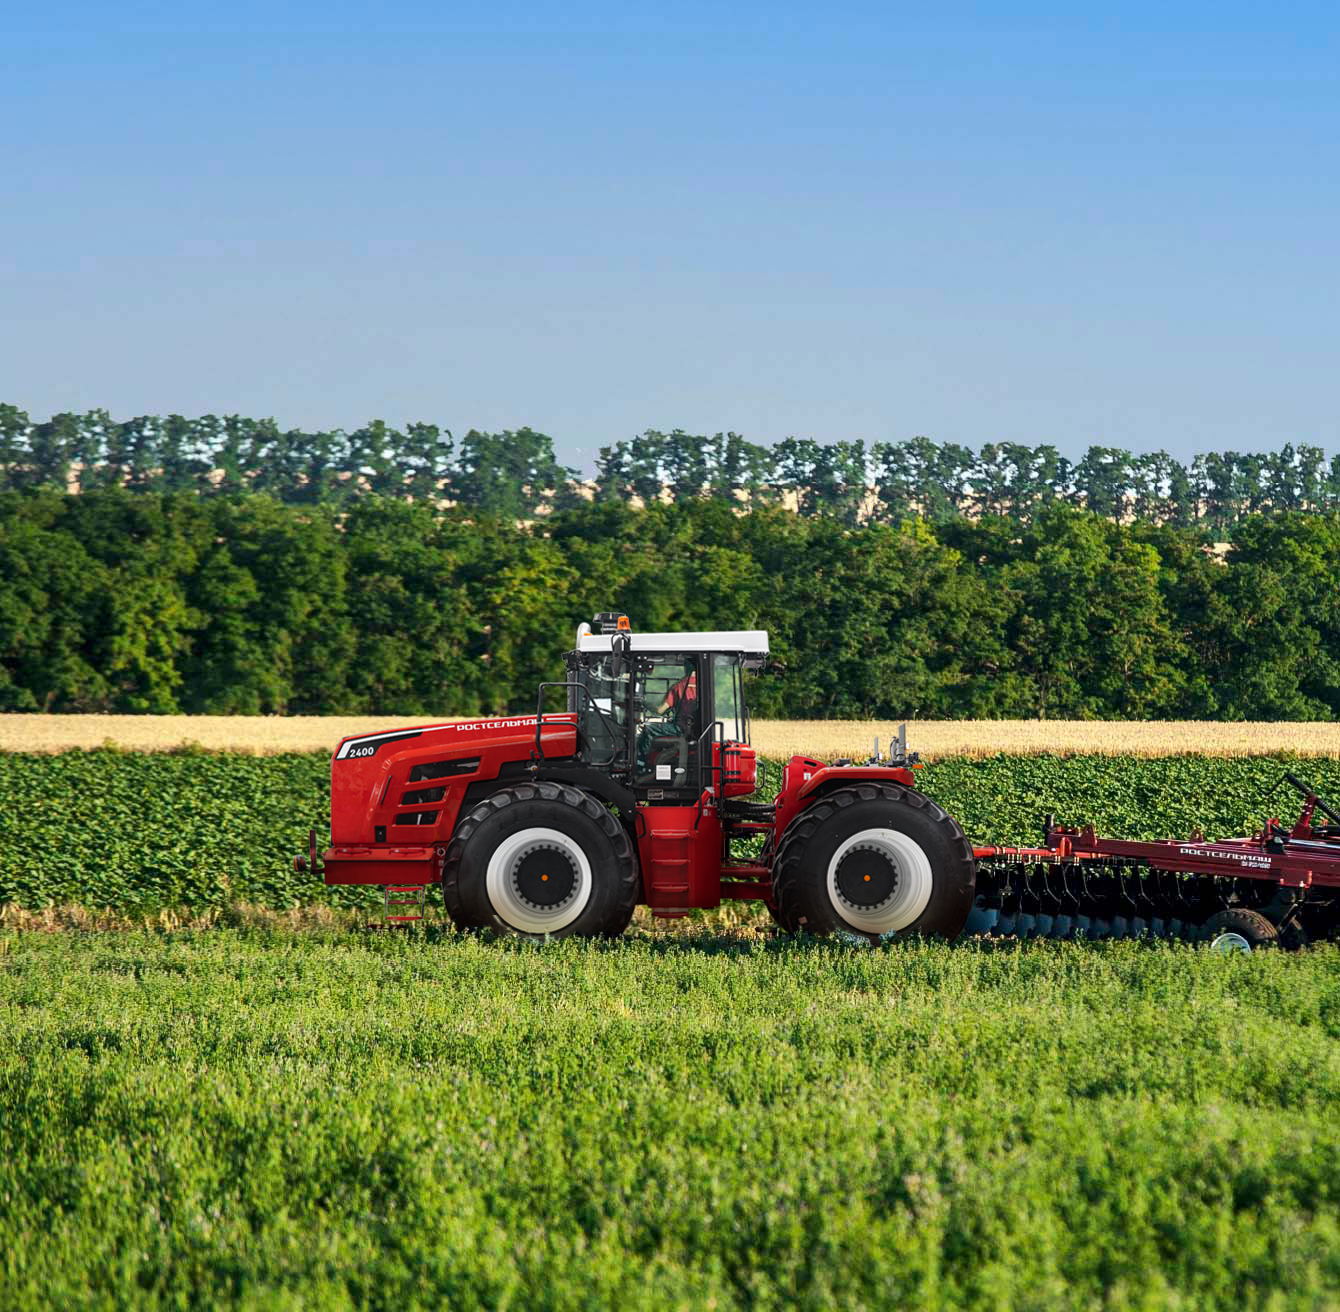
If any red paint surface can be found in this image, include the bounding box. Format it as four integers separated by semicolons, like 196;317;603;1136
324;715;575;884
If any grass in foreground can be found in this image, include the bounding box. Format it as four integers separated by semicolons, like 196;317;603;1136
3;714;1340;758
1;929;1338;1310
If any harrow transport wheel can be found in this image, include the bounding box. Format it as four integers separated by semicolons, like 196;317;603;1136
1203;908;1278;954
442;783;639;939
771;784;975;943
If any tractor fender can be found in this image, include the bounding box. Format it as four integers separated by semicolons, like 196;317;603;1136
773;762;920;846
528;765;637;823
457;761;637;836
795;765;917;802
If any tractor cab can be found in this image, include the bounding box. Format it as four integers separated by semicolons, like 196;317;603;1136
561;613;767;806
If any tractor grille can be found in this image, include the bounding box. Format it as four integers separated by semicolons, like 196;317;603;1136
401;785;447;805
408;758;479;782
394;810;440;826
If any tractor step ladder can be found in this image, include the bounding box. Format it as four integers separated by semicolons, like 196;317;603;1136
646;830;691;897
384;885;427;922
645;829;692;917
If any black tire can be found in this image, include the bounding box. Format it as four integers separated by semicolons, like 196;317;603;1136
771;784;976;943
1202;907;1278;952
724;799;776;823
764;893;803;935
441;782;639;939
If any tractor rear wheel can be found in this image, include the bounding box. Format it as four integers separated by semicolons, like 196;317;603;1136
771;784;975;943
442;782;639;939
763;892;803;935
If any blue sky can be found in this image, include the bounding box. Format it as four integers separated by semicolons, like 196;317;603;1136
2;2;1337;470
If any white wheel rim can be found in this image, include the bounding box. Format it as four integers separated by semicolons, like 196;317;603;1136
826;828;934;936
1209;930;1252;954
486;827;593;934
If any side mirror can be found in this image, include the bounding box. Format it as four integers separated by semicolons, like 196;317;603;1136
610;630;631;680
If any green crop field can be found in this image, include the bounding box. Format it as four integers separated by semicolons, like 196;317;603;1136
4;750;1340;913
2;929;1339;1310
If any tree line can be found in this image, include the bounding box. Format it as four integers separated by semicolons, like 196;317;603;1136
1;488;1336;721
3;405;1338;535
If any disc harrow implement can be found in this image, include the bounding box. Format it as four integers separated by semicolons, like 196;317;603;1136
969;772;1340;948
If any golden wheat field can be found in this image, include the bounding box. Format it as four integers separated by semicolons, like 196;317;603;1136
2;714;1338;758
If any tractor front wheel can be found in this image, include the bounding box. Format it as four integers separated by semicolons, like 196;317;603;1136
771;784;975;943
442;782;639;939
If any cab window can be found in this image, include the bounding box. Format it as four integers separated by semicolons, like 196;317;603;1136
634;655;700;788
713;655;743;742
579;654;630;766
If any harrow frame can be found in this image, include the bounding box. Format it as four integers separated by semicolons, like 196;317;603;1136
971;772;1340;944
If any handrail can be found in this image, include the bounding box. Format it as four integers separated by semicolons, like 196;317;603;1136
692;719;726;829
534;682;619;766
694;719;722;797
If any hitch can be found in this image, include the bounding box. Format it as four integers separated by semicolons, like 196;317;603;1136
294;827;324;875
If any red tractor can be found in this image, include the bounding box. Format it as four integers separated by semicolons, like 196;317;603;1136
299;612;977;940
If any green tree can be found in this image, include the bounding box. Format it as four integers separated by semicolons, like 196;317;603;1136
452;429;573;518
23;412;81;491
987;508;1189;717
402;422;453;504
1073;446;1133;521
337;499;494;715
706;432;773;505
774;438;867;523
0;494;110;709
1207;514;1340;719
0;405;30;492
1191;452;1241;535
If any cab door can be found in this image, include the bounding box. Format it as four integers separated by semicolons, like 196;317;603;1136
710;654;758;798
633;653;702;802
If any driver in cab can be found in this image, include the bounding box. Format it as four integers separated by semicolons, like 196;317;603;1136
637;667;697;785
657;669;698;726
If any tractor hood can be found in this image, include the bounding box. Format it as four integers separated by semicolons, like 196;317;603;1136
329;715;577;845
333;716;557;762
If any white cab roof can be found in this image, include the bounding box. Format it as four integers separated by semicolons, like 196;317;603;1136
577;628;769;656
